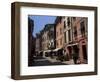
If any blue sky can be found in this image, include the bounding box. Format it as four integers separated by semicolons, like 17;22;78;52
29;15;56;37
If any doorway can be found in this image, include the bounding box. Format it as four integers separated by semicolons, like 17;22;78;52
82;45;87;60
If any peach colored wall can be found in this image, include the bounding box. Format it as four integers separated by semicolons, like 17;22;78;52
56;19;64;48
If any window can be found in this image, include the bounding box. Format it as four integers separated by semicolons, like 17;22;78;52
68;30;71;41
42;37;44;41
60;39;62;45
67;17;70;27
74;26;77;37
60;28;62;34
80;21;85;37
56;32;58;37
56;41;59;46
86;19;88;32
64;21;66;29
59;17;62;23
64;32;66;43
73;17;76;21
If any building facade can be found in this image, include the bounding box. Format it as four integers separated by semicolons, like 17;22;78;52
35;33;41;53
28;17;34;66
63;16;73;60
41;24;56;51
63;17;88;63
71;17;88;63
55;16;64;49
41;26;49;51
47;24;56;50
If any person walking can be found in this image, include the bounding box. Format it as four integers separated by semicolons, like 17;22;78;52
72;50;79;64
63;49;69;61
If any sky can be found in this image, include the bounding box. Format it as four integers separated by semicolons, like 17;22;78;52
29;15;57;37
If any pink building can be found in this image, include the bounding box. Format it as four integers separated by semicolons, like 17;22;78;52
72;17;88;63
64;17;88;64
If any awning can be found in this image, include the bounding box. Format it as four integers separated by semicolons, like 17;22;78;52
67;43;78;47
44;50;51;52
53;48;62;51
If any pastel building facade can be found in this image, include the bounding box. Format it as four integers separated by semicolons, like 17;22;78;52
72;17;88;63
63;17;88;63
55;16;64;49
40;24;56;51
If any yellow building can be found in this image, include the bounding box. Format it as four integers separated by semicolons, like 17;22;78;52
55;16;65;49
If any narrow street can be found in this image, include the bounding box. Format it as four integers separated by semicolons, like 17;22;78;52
28;16;88;66
30;55;75;66
30;57;66;66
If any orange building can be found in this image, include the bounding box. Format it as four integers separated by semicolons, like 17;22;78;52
63;17;88;64
55;16;88;64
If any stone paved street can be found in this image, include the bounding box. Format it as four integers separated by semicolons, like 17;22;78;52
31;56;65;66
30;56;75;66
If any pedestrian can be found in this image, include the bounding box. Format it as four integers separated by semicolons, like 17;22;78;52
72;50;79;64
63;49;68;61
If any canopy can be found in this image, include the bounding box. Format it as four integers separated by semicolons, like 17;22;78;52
53;48;62;51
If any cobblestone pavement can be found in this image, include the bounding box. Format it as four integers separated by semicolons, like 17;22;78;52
31;56;67;66
30;55;76;66
44;56;74;65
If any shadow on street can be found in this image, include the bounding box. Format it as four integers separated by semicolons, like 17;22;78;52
29;56;67;66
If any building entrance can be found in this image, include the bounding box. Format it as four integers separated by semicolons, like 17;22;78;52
82;45;87;60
